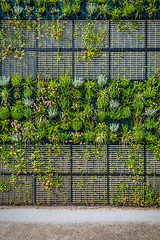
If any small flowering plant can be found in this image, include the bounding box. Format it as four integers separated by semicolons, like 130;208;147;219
71;132;84;144
47;81;60;108
145;103;158;117
11;120;25;142
31;100;47;120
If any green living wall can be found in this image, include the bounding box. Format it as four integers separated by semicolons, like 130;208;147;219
0;0;160;20
0;1;160;206
0;73;160;155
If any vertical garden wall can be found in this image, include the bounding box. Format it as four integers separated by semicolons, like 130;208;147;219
0;0;160;205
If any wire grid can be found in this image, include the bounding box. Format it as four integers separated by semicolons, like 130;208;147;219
146;150;160;175
74;51;109;79
0;20;160;80
148;20;160;48
1;51;36;78
0;145;160;205
74;20;109;49
72;145;107;173
109;175;145;204
110;20;145;49
36;176;71;204
0;174;33;204
72;175;108;204
110;51;146;80
0;20;36;48
109;145;144;174
148;51;160;78
37;51;72;79
38;20;72;49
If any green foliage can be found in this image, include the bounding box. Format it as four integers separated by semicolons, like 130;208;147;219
0;72;159;161
86;3;98;16
85;79;97;102
11;73;22;88
97;89;109;110
62;3;72;17
0;105;10;120
72;118;83;132
59;71;72;90
24;0;35;6
0;88;10;104
82;20;106;62
24;87;33;99
1;1;11;15
122;2;135;17
72;3;81;15
11;100;24;120
95;122;108;144
84;130;95;143
97;110;106;123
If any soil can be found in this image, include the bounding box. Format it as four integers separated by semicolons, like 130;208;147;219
0;206;160;240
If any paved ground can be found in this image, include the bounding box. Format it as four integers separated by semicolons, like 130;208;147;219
0;206;160;239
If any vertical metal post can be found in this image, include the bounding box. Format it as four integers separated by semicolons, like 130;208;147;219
109;21;111;82
145;19;148;80
107;144;109;204
144;145;146;203
36;20;38;79
0;19;2;77
72;20;74;80
70;144;73;204
34;175;36;204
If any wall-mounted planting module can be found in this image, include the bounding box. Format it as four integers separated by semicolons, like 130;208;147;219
0;0;160;20
0;1;160;206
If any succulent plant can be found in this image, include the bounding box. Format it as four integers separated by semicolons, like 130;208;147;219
72;77;84;88
0;76;10;87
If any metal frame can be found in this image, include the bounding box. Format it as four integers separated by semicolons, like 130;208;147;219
0;19;160;81
0;144;160;205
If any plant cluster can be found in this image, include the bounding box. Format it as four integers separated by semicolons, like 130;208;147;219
0;0;159;19
0;72;160;160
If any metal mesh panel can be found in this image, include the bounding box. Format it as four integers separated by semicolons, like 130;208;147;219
146;176;160;199
111;21;145;48
109;145;144;174
109;175;145;204
0;175;33;204
74;20;108;48
1;51;36;78
38;20;72;48
36;176;71;204
72;175;108;204
146;150;160;175
148;20;160;48
32;145;71;174
74;51;109;79
72;145;107;173
37;51;72;78
0;20;36;48
0;145;160;205
0;20;160;81
0;145;71;174
147;51;160;78
110;51;145;80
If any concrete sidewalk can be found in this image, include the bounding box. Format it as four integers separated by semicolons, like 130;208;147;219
0;207;160;224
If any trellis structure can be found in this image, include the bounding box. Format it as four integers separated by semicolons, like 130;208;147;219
0;15;160;205
0;144;160;205
0;20;160;81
